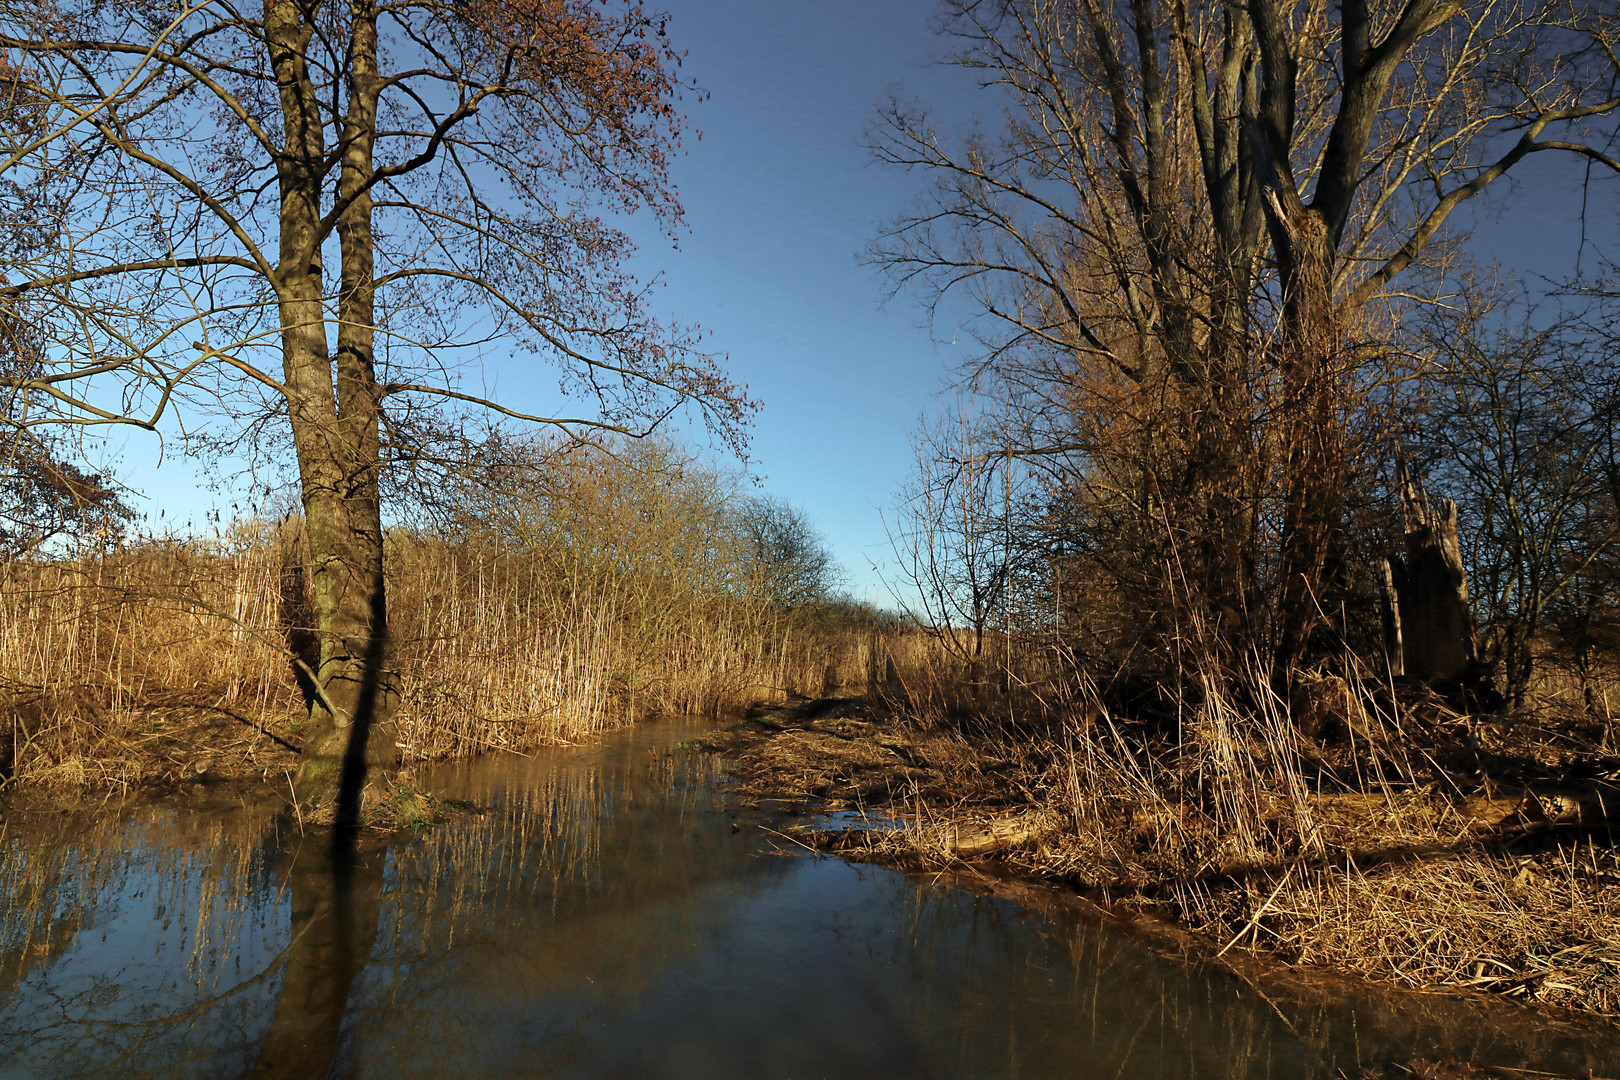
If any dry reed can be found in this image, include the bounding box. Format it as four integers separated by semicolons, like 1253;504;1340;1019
0;519;872;789
844;627;1620;1020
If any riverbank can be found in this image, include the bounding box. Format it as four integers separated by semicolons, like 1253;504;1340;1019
0;530;872;797
9;656;1620;1058
2;686;1616;1075
709;695;1620;1048
0;680;305;794
0;685;481;831
18;711;1586;1080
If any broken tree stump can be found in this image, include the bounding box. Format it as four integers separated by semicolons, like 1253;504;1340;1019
1381;462;1500;708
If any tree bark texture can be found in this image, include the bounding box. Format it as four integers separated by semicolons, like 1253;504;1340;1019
268;0;398;817
1382;462;1484;688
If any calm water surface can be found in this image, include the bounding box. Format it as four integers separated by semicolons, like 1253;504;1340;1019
2;719;1617;1079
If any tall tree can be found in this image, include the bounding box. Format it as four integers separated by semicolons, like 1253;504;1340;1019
873;0;1619;680
0;0;751;819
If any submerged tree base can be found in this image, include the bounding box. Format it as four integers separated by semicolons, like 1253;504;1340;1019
713;694;1620;1035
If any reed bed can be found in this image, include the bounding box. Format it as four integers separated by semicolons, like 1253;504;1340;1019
0;521;871;789
388;532;869;760
0;532;298;791
841;628;1620;1019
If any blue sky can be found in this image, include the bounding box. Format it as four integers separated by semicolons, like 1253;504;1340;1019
118;0;977;605
600;0;983;603
111;0;1616;606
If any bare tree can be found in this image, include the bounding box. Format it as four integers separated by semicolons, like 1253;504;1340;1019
0;426;132;558
742;495;838;609
887;399;1018;681
1406;284;1620;705
872;0;1620;682
0;0;752;818
0;46;132;559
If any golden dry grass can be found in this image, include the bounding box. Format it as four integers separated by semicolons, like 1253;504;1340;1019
723;633;1620;1023
0;521;871;790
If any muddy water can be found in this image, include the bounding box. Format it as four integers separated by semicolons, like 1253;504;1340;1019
1;720;1617;1080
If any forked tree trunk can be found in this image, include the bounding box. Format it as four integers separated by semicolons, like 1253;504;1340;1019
1381;462;1483;689
268;0;399;821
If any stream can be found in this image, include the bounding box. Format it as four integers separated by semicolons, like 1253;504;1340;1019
1;718;1617;1079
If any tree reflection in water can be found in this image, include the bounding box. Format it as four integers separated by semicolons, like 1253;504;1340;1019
251;836;384;1080
0;724;1617;1079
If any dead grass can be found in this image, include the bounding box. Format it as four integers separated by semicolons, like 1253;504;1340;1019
1250;847;1620;1013
721;633;1620;1027
1;521;872;791
0;533;304;792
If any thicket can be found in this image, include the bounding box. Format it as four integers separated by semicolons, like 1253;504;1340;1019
0;438;872;790
868;0;1620;753
858;0;1620;1015
873;316;1620;1010
888;284;1620;720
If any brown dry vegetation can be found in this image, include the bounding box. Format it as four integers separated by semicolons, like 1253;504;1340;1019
0;538;302;793
716;631;1620;1030
851;0;1620;1040
0;520;872;796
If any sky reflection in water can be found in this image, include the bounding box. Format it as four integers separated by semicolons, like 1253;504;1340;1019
2;721;1617;1079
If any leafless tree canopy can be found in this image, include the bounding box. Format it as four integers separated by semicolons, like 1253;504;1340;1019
875;0;1620;684
0;0;754;811
0;0;751;444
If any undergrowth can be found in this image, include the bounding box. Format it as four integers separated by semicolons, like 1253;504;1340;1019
849;631;1620;1020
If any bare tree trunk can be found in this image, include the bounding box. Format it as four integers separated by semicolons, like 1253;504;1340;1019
319;0;398;828
1379;556;1404;678
269;0;398;817
1266;205;1348;673
277;520;320;710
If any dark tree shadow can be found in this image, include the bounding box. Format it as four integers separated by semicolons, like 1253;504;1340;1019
333;570;395;835
251;834;384;1079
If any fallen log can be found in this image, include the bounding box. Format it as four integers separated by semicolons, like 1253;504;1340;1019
948;815;1049;857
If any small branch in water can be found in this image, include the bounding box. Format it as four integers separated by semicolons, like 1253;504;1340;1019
287;771;305;835
1215;866;1294;959
760;826;821;854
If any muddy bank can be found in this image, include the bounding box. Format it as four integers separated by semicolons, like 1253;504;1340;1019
707;696;1060;860
709;696;1620;1071
0;690;473;832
